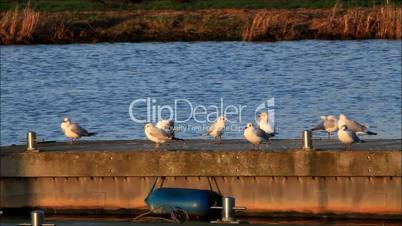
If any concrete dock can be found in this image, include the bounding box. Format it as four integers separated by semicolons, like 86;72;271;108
0;139;401;219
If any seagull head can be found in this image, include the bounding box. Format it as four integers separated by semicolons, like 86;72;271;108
144;123;153;129
245;122;254;129
218;116;226;123
62;117;71;123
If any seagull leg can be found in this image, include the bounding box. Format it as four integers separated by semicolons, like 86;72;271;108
70;139;74;144
328;132;331;140
217;136;222;144
155;143;160;149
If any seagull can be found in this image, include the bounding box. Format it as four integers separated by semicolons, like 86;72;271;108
312;115;338;139
337;125;363;150
338;114;377;135
244;122;271;150
60;117;96;144
155;119;184;141
257;112;275;135
144;123;172;149
207;116;226;144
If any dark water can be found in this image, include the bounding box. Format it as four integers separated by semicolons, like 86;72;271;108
1;41;401;145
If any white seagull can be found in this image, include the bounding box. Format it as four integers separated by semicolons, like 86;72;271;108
338;114;377;135
60;117;96;143
337;124;363;150
244;122;271;150
312;115;338;139
257;112;275;135
207;116;226;144
144;123;172;149
155;119;183;141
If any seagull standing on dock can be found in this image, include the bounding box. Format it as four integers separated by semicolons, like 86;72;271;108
338;114;377;135
312;115;338;139
156;119;184;141
207;116;226;144
144;123;172;149
257;112;275;135
244;122;271;150
337;125;363;151
60;117;97;144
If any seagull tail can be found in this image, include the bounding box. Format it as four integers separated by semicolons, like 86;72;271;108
366;131;377;135
172;137;184;141
87;132;97;136
268;132;278;137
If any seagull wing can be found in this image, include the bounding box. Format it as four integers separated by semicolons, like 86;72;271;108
207;122;216;134
346;129;362;143
70;123;89;136
149;127;171;140
255;128;270;140
324;118;337;130
156;120;171;130
167;120;174;128
312;121;325;131
345;119;367;133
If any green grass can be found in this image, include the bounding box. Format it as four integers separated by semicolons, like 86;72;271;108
0;0;400;11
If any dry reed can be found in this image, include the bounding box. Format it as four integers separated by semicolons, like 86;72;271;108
242;11;286;41
243;3;401;41
340;4;401;39
0;5;40;44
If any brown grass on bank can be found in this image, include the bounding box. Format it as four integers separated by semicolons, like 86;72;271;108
242;11;291;41
339;4;401;39
0;6;400;44
0;5;40;44
243;4;402;41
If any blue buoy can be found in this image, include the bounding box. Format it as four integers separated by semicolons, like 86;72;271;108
145;187;222;216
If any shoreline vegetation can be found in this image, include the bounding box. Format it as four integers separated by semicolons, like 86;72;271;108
0;1;401;44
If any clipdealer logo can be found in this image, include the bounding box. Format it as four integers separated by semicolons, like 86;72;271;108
128;97;275;131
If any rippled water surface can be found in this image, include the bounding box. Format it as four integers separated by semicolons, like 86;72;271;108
1;41;401;145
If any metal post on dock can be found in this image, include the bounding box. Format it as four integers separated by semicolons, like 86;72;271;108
211;196;246;224
19;210;55;226
31;210;44;226
26;131;38;152
303;130;313;150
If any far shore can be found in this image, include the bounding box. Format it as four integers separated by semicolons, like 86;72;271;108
0;7;401;44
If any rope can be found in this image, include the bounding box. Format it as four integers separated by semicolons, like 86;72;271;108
132;206;189;223
170;208;190;223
